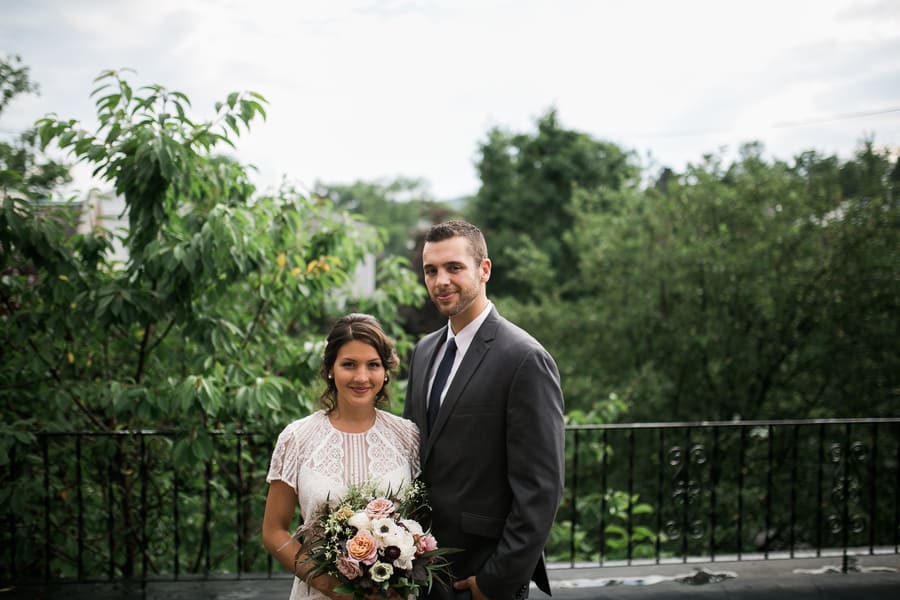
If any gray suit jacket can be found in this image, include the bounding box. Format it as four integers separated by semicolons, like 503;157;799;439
404;308;565;600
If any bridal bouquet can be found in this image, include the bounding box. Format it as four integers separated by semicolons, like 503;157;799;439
295;480;456;599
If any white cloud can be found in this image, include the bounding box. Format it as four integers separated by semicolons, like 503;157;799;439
2;0;898;198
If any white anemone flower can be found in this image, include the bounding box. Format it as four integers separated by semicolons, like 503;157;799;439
369;561;393;582
371;517;400;542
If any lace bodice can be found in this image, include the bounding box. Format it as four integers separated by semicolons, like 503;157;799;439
266;409;421;523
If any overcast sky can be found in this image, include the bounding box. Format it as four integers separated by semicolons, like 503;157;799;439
2;0;899;200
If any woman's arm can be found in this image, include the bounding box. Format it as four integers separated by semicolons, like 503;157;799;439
262;480;302;573
262;480;353;599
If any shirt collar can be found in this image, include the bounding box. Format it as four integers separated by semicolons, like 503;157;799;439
444;301;493;358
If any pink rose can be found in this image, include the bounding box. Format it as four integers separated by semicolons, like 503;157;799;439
346;530;378;565
365;497;395;519
336;554;362;580
416;534;438;553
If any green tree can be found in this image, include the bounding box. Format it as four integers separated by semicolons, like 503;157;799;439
0;55;71;200
313;177;460;337
314;177;440;259
1;70;423;577
2;67;422;433
504;142;898;420
468;108;640;299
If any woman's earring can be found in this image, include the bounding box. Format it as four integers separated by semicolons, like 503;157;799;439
327;373;333;379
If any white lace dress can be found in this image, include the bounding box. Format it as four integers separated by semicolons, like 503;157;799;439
266;409;421;599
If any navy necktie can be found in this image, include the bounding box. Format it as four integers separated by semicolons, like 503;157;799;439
427;338;457;434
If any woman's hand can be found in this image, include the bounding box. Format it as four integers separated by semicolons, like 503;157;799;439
308;572;406;600
306;573;355;600
312;577;400;600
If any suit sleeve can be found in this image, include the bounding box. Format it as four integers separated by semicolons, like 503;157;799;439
477;345;565;599
402;343;417;422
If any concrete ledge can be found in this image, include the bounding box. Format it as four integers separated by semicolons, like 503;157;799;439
3;555;899;599
541;554;900;599
547;573;900;599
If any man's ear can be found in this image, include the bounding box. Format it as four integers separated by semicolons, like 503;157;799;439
481;258;492;282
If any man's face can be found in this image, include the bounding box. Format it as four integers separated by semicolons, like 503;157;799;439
422;236;490;323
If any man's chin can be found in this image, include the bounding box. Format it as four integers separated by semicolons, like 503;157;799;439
435;306;457;318
431;299;458;317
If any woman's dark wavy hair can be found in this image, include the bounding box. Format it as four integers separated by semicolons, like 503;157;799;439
318;313;399;412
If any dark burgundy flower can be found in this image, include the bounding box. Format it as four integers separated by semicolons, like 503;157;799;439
382;545;401;561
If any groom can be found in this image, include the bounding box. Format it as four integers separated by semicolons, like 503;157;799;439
404;220;565;600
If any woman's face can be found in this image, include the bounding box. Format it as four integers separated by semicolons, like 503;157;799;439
330;339;386;411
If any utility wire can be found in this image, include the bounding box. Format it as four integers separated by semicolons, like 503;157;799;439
774;106;900;128
620;106;900;140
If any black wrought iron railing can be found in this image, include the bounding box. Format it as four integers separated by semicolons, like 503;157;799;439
2;429;276;583
555;418;900;572
2;418;898;584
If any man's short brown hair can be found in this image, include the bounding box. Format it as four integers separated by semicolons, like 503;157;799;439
424;220;488;265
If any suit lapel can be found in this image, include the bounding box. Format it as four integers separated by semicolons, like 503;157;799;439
421;310;500;462
415;328;447;427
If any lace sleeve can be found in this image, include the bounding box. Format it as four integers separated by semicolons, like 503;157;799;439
266;419;305;493
382;413;421;480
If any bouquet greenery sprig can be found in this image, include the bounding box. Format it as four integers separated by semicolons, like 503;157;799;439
295;480;457;599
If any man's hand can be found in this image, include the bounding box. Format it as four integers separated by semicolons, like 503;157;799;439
453;575;491;600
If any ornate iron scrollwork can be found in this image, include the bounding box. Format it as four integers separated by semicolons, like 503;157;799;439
665;443;706;540
827;441;868;536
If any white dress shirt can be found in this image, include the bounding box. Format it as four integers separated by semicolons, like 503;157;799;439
428;301;494;409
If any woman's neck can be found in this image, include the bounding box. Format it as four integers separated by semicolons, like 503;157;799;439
328;406;377;433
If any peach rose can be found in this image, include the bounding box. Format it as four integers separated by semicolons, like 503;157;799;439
346;530;378;565
365;497;395;519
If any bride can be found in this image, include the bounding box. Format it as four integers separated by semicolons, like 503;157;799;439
262;313;420;599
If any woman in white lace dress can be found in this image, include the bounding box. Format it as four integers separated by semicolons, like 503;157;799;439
262;314;421;599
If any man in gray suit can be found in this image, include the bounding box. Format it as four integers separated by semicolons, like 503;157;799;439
403;220;565;600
